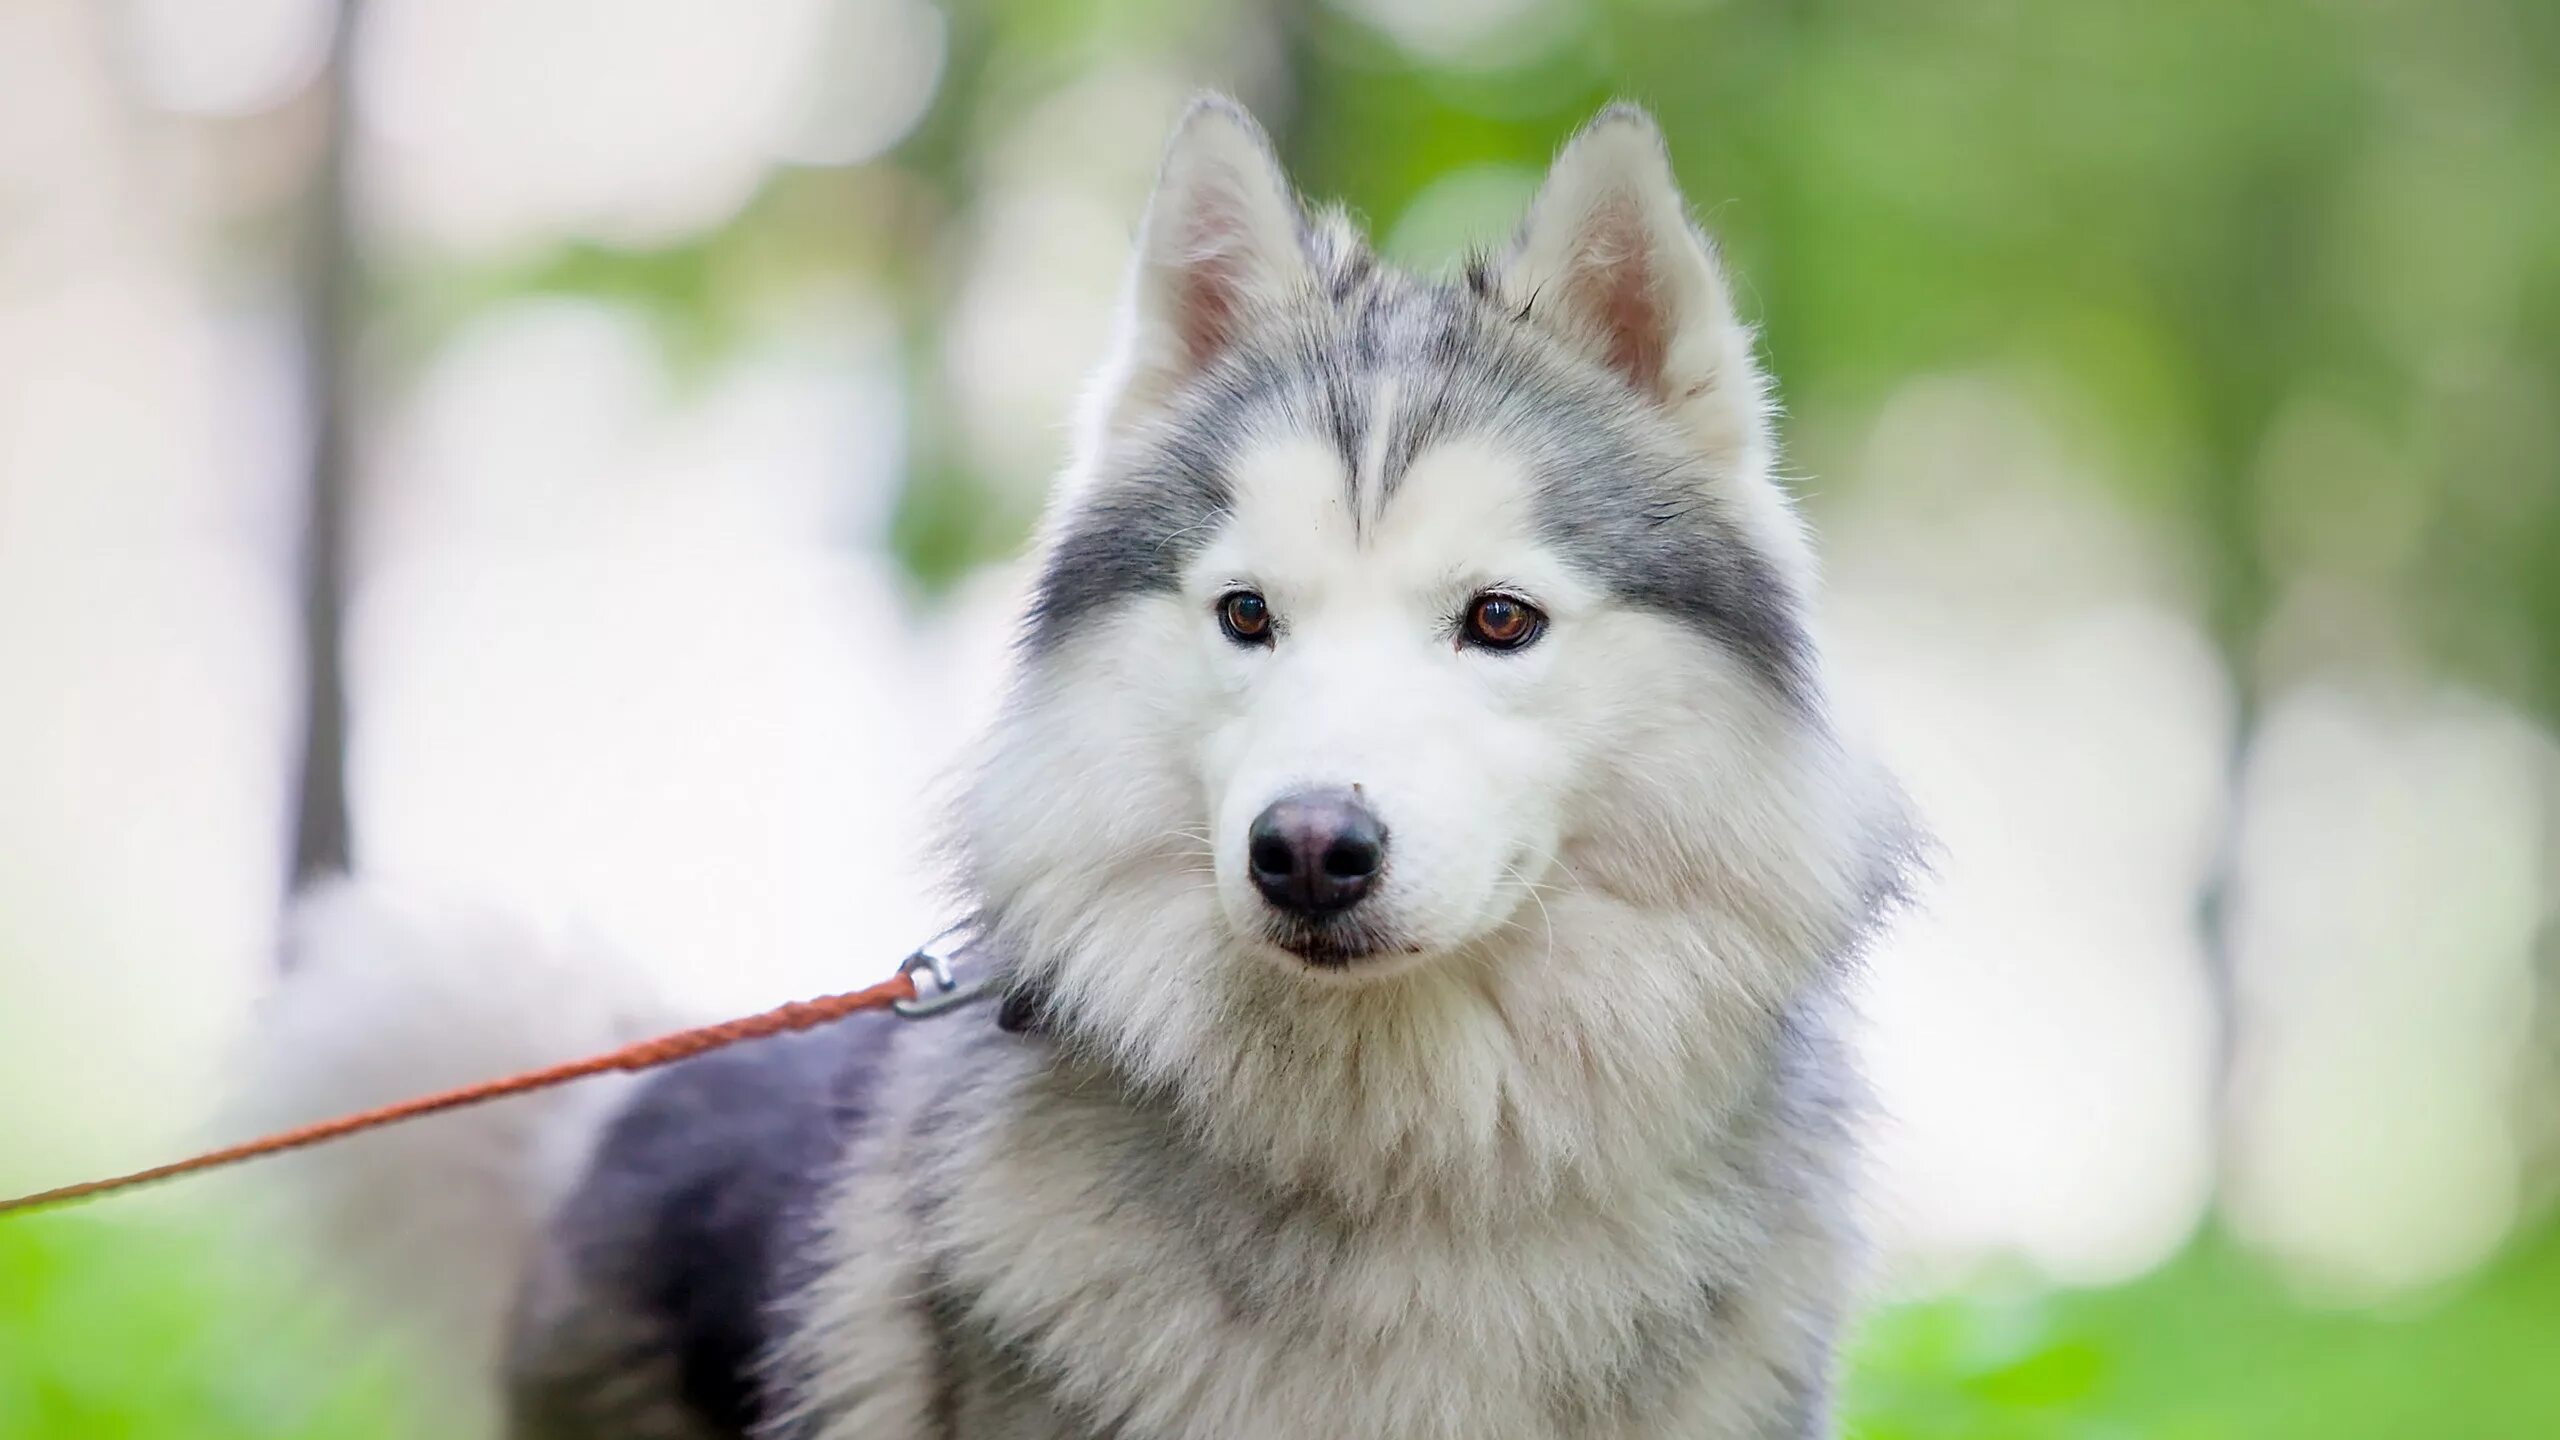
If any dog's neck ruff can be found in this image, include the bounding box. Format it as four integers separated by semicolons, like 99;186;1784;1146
984;882;1857;1226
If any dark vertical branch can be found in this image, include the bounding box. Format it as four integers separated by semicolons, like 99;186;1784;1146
1257;0;1322;164
2200;699;2257;1210
289;0;360;887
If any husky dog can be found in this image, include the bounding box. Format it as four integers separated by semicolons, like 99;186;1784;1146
237;97;1914;1439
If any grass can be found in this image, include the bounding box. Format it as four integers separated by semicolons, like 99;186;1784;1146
0;1213;415;1440
3;1208;2551;1438
1846;1224;2560;1438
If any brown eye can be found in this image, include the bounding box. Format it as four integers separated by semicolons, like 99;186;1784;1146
1462;593;1545;651
1218;590;1274;646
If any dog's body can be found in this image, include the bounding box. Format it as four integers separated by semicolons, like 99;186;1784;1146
238;99;1914;1439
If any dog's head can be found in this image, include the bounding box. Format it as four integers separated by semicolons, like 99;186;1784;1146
962;98;1901;1068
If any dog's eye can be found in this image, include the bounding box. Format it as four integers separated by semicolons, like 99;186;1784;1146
1461;593;1545;652
1218;590;1275;647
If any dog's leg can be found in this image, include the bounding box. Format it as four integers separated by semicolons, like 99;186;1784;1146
506;1240;737;1440
769;1160;954;1440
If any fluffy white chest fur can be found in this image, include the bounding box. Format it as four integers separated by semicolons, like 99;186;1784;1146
783;986;1862;1440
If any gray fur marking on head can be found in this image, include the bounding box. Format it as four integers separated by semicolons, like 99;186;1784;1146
1030;207;1812;699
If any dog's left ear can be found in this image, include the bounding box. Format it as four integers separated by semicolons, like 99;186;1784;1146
1495;106;1770;479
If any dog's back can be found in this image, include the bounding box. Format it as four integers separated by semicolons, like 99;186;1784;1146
234;881;900;1438
229;884;685;1436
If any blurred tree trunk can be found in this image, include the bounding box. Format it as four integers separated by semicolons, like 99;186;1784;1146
290;0;359;889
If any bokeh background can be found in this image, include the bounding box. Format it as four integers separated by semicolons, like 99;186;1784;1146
3;0;2556;1434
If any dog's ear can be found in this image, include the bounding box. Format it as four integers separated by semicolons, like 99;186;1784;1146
1494;106;1769;479
1093;96;1310;435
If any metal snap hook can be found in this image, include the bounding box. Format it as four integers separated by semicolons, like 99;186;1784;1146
893;924;992;1018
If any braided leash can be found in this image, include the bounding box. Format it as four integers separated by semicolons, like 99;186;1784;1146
0;943;989;1220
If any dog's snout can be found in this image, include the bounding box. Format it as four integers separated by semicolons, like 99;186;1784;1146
1247;789;1385;917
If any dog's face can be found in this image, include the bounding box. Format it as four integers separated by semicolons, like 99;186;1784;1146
1181;425;1597;969
967;99;1857;996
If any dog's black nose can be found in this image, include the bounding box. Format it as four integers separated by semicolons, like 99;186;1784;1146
1248;789;1385;917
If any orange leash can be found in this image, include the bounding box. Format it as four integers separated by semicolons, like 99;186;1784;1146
0;971;922;1220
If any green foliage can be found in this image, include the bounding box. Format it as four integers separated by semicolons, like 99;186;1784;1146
378;1;2560;704
1282;0;2560;697
1847;1226;2560;1437
0;1215;415;1440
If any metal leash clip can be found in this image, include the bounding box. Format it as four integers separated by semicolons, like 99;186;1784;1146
893;923;993;1019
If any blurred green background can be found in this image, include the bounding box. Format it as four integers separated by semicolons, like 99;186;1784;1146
2;0;2555;1435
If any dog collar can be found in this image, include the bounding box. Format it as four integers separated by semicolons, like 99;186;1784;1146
893;924;997;1018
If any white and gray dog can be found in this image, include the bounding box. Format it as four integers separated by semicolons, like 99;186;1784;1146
238;97;1916;1439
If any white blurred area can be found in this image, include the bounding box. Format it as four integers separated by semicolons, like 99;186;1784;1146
1825;379;2234;1287
1333;0;1585;72
0;0;306;1184
354;0;944;255
944;66;1197;497
0;0;2548;1315
2223;678;2555;1299
352;296;1004;1019
0;0;1008;1188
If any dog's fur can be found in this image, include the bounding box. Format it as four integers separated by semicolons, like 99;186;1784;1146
234;99;1915;1439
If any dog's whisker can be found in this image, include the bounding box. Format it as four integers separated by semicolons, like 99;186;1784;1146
1501;861;1560;971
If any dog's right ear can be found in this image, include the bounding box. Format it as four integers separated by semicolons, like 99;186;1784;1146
1090;96;1310;438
